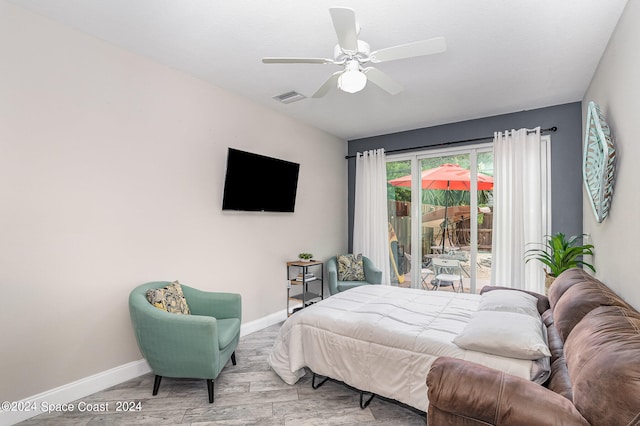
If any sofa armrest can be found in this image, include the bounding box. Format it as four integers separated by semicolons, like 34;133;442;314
427;357;589;426
182;285;242;320
480;285;550;314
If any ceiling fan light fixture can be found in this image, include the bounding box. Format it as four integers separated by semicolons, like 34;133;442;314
262;7;446;97
338;61;367;93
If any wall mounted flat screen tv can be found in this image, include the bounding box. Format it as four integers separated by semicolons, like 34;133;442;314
222;148;300;212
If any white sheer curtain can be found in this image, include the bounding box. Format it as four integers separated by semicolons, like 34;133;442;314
491;128;550;293
353;148;391;285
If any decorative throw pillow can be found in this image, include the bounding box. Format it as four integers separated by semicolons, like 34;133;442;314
453;310;551;360
478;290;540;318
337;253;365;281
146;281;191;315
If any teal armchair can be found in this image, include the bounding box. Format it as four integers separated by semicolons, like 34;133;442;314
129;281;241;403
327;255;383;295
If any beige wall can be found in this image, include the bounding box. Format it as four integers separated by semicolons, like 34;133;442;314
582;0;639;309
0;2;347;401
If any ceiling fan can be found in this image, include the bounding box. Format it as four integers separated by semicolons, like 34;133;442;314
262;7;446;97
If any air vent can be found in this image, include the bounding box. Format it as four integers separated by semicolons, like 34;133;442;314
273;91;306;104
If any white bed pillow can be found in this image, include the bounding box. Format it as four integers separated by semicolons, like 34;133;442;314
453;311;551;360
478;289;540;318
531;354;551;384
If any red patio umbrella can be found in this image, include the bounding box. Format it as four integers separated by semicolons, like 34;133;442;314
388;163;494;251
388;163;494;190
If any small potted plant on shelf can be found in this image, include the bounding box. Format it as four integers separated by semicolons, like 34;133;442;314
298;252;313;262
524;232;595;294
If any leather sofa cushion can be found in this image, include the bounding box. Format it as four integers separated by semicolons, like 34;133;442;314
544;315;573;401
548;268;591;309
547;356;573;402
427;357;589;425
550;269;633;341
564;306;640;425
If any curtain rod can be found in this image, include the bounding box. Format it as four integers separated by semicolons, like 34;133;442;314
345;126;558;159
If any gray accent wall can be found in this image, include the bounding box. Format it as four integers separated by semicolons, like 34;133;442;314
347;102;583;251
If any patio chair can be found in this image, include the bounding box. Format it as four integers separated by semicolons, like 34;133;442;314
430;258;464;292
421;266;434;290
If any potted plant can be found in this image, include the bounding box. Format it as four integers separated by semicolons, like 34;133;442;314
298;252;313;262
525;232;595;294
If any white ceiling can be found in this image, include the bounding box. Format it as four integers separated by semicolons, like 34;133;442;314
8;0;628;140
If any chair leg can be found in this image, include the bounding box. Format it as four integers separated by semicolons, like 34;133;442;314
207;379;214;403
152;375;162;396
231;351;236;366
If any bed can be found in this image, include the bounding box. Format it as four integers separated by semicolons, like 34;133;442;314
268;285;549;412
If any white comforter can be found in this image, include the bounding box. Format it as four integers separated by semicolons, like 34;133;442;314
268;285;536;412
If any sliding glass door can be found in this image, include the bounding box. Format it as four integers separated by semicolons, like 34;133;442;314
387;159;412;287
387;145;493;292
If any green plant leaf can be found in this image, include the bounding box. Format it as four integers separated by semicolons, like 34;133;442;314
523;232;596;276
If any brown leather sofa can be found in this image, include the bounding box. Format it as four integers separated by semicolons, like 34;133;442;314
426;268;640;425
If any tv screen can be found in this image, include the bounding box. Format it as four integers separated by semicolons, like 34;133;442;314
222;148;300;212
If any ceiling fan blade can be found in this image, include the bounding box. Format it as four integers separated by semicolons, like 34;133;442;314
369;37;447;63
363;67;403;95
329;7;358;53
312;72;342;98
262;57;334;64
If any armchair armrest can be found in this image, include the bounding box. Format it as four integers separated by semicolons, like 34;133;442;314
129;301;222;378
427;357;588;426
363;257;382;284
182;285;241;320
327;257;339;295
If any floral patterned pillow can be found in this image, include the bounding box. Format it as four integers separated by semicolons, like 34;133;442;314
337;253;366;281
146;281;191;315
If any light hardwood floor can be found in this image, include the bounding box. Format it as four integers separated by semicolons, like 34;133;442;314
19;323;426;425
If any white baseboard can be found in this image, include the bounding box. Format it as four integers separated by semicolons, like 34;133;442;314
240;308;287;336
0;359;152;426
1;310;286;426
